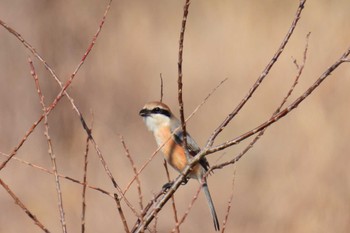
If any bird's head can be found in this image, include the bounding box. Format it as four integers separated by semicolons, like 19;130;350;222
139;101;173;132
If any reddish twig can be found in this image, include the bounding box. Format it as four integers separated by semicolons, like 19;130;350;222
120;135;144;210
152;194;159;233
177;0;191;160
0;0;140;217
211;32;311;171
28;57;67;233
0;1;119;196
221;171;236;233
208;45;350;156
131;189;167;233
205;0;307;149
163;160;180;233
159;73;164;103
114;194;131;233
81;114;93;233
0;178;51;233
171;183;202;232
0;152;114;198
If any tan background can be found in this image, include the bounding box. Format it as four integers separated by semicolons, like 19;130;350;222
1;0;350;232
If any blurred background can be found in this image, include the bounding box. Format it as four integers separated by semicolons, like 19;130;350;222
1;0;350;232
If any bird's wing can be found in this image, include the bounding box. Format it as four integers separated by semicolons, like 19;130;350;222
172;127;210;172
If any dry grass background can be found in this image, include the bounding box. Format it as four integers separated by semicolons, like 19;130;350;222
1;0;350;232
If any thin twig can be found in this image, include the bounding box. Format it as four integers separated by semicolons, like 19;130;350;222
152;194;159;233
1;0;141;220
120;135;144;210
28;57;67;233
0;0;119;194
131;188;167;233
114;194;130;233
0;0;140;216
160;73;164;103
221;171;236;233
81;114;93;233
208;35;344;156
205;0;307;149
171;183;202;232
163;160;180;233
211;32;311;170
177;0;191;160
0;178;51;233
0;152;114;198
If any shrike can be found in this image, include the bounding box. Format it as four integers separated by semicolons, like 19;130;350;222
139;101;220;231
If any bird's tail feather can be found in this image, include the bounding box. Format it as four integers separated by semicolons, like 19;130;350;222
202;182;220;231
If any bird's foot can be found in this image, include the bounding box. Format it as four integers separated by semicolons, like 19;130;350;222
181;177;189;185
162;181;174;191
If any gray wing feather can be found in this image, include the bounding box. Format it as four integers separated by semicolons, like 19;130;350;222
171;120;210;171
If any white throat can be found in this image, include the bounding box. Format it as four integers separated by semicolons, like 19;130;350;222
142;114;171;133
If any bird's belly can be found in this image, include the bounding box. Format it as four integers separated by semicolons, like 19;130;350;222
162;140;201;178
154;128;202;178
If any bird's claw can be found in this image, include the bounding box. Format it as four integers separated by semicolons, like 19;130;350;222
162;181;174;191
181;177;189;185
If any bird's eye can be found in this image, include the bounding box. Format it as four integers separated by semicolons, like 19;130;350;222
152;107;161;113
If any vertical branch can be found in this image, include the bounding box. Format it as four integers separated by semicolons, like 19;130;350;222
171;183;202;232
159;73;164;103
81;114;93;233
163;160;180;233
28;58;67;233
0;179;51;233
177;0;191;156
221;171;236;233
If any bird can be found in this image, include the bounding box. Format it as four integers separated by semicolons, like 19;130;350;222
139;101;220;231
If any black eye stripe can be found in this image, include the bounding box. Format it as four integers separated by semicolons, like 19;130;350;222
151;107;171;117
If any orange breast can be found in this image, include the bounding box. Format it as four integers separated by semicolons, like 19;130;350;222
155;127;202;178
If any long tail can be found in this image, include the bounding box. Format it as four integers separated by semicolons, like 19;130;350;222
202;182;220;231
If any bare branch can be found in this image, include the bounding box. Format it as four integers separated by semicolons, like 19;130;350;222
205;0;307;149
0;1;120;198
0;152;114;198
131;189;166;232
171;183;202;232
177;0;191;160
159;73;164;103
120;135;144;210
0;0;141;217
0;179;51;233
211;32;311;170
81;114;93;233
28;57;67;233
163;160;179;233
209;45;350;155
114;194;131;233
221;171;236;233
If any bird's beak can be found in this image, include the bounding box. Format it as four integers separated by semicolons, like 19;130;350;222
139;109;149;117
